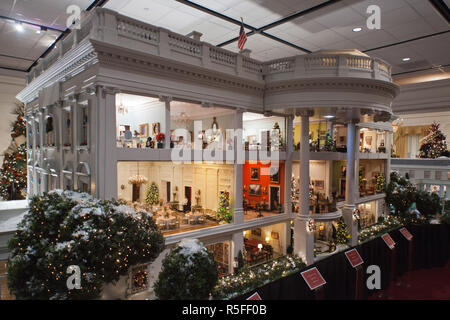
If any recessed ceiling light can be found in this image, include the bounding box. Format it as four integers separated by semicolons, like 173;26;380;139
352;27;362;32
324;115;335;119
36;29;41;34
15;22;23;32
402;57;410;62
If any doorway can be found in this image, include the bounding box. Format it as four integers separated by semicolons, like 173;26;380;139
269;186;280;211
184;186;192;212
166;181;171;203
132;183;140;202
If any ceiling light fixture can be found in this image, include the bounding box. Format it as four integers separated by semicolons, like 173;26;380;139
324;115;335;119
352;27;362;32
402;57;410;62
15;22;24;32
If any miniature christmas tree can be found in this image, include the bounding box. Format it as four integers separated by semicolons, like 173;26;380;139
154;238;218;300
0;104;27;200
375;173;386;193
146;182;159;205
419;122;448;158
323;130;334;151
336;217;350;245
217;191;232;223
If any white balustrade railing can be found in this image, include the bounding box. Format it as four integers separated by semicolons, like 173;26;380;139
117;16;159;45
304;55;338;69
267;58;295;74
242;57;263;73
346;56;372;70
28;7;394;85
209;47;236;66
168;32;202;56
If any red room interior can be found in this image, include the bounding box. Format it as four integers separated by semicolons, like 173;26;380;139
242;161;285;210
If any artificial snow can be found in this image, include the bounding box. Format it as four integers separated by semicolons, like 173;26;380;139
178;238;206;256
0;211;26;232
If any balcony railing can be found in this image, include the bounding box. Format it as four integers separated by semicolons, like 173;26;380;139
26;8;394;85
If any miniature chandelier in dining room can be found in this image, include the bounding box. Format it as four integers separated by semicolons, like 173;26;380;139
128;163;148;185
116;93;128;115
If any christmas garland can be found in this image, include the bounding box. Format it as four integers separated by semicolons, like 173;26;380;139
213;255;305;300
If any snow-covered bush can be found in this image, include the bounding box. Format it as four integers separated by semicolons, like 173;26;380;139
7;190;165;299
154;238;218;300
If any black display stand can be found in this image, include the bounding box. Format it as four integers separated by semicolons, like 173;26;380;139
236;224;449;300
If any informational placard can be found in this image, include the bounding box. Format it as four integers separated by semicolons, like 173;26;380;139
381;233;396;249
399;227;413;241
344;248;364;268
246;292;262;300
301;267;326;290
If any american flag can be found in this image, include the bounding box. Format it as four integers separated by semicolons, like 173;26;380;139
238;20;247;50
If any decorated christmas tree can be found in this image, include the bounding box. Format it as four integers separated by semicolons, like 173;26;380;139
145;182;159;205
336;217;350;245
419;122;448;158
291;174;299;207
323;130;334;151
217;191;232;223
0;104;27;200
375;173;386;193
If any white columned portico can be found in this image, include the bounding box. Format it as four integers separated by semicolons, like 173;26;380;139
343;121;358;246
294;111;314;265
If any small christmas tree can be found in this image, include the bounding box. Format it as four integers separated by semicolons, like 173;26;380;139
419;122;448;158
154;238;218;300
375;173;386;193
145;182;159;205
336;217;350;245
217;191;232;223
235;250;244;274
323;130;334;151
291;174;299;208
0;104;27;200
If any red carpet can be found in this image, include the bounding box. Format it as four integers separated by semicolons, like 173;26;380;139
369;261;450;300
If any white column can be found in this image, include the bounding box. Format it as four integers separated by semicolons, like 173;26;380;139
96;87;117;200
294;112;314;265
343;121;358;246
283;221;292;254
233;109;244;225
284;115;294;215
385;130;392;184
232;232;244;273
355;126;360;201
162;96;172;149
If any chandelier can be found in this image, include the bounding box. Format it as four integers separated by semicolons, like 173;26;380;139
128;163;148;185
175;111;189;127
117;94;128;115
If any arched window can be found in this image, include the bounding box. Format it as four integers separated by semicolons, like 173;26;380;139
45;114;55;147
